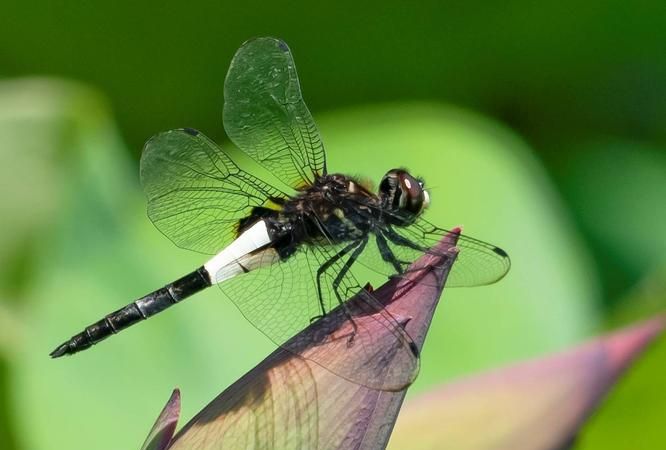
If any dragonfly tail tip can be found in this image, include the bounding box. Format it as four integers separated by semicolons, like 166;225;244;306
49;342;71;358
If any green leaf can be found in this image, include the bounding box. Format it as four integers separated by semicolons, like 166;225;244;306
561;140;666;280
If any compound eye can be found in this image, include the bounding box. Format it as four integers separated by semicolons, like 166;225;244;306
379;169;429;225
398;172;426;215
379;169;401;206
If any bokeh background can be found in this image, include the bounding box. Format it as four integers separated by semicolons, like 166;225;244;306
1;1;665;449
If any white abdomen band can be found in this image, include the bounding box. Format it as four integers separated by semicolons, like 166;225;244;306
203;220;274;284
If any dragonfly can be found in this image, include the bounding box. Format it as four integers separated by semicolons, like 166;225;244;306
50;37;510;391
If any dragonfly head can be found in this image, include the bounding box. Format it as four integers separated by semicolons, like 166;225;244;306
379;169;430;225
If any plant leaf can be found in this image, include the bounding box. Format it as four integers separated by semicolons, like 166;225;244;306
141;389;181;450
388;316;666;450
164;230;461;449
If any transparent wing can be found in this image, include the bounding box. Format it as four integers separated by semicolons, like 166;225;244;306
343;199;510;287
364;217;510;287
140;128;289;254
223;37;326;190
389;216;511;287
217;243;419;391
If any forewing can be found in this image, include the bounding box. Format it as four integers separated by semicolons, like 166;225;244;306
217;244;419;391
383;217;510;287
348;204;510;287
140;128;288;254
223;37;326;189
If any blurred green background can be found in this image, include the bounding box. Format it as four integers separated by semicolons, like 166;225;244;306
1;1;665;449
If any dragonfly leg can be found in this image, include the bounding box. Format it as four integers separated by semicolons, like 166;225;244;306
314;241;360;320
330;238;369;344
383;227;429;252
376;232;408;273
382;227;451;276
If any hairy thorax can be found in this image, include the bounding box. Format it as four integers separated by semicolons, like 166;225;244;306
280;174;380;246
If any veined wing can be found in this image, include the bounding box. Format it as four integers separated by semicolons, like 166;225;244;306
140;128;289;254
344;199;510;287
223;37;326;190
383;216;510;287
216;242;419;391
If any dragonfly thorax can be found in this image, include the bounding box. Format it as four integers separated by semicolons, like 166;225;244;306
268;174;378;250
